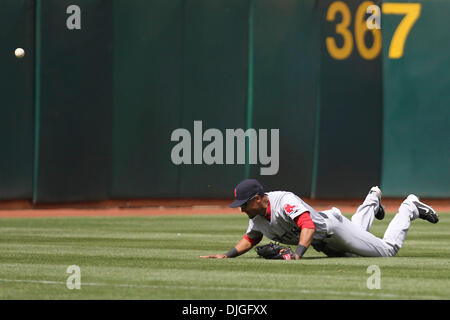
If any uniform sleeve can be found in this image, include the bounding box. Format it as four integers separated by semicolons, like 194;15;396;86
243;234;263;246
293;212;316;230
281;194;310;220
245;219;263;245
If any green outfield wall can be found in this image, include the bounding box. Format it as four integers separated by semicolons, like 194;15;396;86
249;0;321;197
380;0;450;197
0;0;448;202
33;0;113;202
112;0;184;198
0;0;34;200
314;0;383;198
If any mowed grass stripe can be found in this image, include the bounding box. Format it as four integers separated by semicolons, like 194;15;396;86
3;278;444;300
0;214;449;299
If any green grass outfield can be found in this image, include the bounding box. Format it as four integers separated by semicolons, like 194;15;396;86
0;212;449;300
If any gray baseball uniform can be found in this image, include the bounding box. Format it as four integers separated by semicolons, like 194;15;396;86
246;191;421;257
245;191;328;245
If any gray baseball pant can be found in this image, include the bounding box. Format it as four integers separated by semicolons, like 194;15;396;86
320;193;420;257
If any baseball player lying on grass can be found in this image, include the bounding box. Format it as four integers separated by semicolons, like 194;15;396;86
200;179;439;260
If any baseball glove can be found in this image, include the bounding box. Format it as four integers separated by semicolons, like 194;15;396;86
255;243;296;260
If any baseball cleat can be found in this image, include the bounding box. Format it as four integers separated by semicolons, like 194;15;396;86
370;186;382;199
375;204;385;220
370;186;385;220
406;194;439;224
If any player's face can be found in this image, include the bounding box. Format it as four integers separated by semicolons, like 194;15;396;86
240;195;264;218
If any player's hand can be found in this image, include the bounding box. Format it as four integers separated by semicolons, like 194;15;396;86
200;254;228;259
280;248;301;260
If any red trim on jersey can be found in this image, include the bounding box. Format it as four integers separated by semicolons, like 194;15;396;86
243;234;263;246
265;202;271;221
294;211;316;230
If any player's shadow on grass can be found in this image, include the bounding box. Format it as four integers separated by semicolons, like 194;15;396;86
253;256;344;260
302;256;352;260
303;256;339;259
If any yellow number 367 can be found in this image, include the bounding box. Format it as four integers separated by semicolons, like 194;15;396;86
326;1;421;60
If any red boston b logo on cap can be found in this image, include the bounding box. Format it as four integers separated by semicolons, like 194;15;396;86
234;188;237;198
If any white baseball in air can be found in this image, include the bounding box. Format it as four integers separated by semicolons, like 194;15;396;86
15;48;25;59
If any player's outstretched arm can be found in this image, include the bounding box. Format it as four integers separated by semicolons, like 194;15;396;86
200;236;253;259
294;228;315;260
